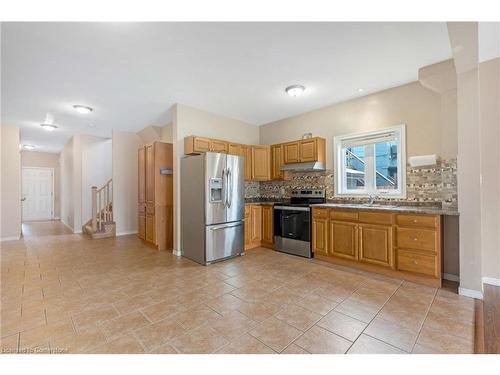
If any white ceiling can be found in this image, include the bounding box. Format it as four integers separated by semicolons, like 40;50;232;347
1;22;452;153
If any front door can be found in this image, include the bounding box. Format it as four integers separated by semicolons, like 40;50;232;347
22;168;53;221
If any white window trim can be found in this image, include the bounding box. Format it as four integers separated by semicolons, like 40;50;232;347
333;125;407;199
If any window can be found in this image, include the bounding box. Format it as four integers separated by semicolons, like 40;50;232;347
334;125;406;198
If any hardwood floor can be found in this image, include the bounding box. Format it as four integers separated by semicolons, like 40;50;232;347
483;284;500;353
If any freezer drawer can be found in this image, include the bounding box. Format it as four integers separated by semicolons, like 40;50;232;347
206;221;244;264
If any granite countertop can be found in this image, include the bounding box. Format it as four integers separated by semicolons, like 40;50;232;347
310;203;459;216
244;200;285;205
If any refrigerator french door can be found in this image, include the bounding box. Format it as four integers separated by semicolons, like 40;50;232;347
181;152;244;265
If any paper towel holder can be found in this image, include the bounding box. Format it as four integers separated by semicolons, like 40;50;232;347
408;154;439;168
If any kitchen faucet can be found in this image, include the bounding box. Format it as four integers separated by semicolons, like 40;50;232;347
368;194;377;205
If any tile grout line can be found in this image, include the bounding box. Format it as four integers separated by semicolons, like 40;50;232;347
409;286;438;353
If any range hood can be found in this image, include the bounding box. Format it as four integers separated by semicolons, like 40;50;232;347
280;161;326;172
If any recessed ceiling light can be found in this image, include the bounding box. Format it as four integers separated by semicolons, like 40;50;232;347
22;144;36;150
285;85;306;97
357;88;365;93
40;123;58;131
73;105;93;114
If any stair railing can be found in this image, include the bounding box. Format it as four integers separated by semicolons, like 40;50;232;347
91;179;113;232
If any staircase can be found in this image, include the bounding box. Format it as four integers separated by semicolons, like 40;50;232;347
82;179;116;239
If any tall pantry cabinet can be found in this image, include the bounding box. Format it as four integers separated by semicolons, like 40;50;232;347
138;141;173;251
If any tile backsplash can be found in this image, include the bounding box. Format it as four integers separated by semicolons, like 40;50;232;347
245;158;457;209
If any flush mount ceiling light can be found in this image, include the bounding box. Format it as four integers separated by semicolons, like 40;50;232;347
73;105;93;114
285;84;306;97
40;123;58;131
22;144;36;150
357;88;365;93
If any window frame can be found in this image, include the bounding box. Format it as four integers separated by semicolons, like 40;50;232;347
333;125;407;198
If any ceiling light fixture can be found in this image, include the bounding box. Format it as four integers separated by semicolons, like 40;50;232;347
357;88;365;93
285;84;306;97
40;123;58;131
22;144;36;150
73;105;93;114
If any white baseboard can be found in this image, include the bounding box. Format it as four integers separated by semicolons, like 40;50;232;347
1;235;21;242
172;249;182;257
458;287;483;300
443;273;460;282
53;216;60;220
483;277;500;287
116;231;138;236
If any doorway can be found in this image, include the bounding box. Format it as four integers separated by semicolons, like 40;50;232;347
21;167;54;221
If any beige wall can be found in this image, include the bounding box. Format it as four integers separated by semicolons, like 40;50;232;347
172;103;260;253
161;123;173;143
60;138;74;229
112;131;141;235
1;125;21;240
21;150;61;219
479;57;500;281
137;125;162;146
259;81;447;170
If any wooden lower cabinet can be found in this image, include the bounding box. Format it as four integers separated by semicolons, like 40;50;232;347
244;206;252;249
244;204;274;250
312;207;442;287
261;205;274;248
250;205;262;244
312;217;329;256
329;220;358;260
358;223;393;268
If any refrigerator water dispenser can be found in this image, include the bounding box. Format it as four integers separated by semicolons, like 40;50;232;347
209;178;223;203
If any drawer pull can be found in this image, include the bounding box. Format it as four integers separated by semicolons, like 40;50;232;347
412;260;418;265
413;238;418;241
413;219;418;223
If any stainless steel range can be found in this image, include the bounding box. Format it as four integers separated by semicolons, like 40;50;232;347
274;189;326;258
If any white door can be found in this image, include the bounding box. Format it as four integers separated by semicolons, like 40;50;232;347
22;168;53;221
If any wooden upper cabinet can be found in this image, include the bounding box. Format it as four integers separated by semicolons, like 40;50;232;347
358;223;393;268
228;143;242;156
300;138;318;162
184;136;211;154
283;137;326;164
283;141;300;164
241;145;253;181
329;220;358;260
271;144;284;180
261;205;274;245
210;139;228;153
138;147;146;203
251;145;271;181
145;144;155;203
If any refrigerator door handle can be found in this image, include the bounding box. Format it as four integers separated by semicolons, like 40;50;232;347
227;168;232;208
222;168;226;207
210;222;242;231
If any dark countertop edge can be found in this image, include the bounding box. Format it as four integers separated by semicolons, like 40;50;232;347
310;203;459;216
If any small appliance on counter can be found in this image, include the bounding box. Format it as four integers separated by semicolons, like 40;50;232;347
274;189;326;258
181;152;245;265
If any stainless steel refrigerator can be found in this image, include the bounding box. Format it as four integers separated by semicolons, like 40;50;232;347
181;152;244;265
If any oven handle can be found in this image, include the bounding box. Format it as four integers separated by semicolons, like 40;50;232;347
274;206;310;212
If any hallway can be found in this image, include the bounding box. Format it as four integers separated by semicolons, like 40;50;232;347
22;221;74;238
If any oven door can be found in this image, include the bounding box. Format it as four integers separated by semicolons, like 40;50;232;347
273;206;311;257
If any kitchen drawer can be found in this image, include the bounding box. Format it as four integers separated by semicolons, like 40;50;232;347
397;249;438;277
396;214;438;229
359;211;393;225
312;208;329;219
397;227;437;252
330;209;358;222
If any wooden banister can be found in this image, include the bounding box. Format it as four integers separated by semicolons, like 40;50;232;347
90;179;113;232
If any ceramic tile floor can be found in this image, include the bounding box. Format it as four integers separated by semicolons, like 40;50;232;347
0;229;475;354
